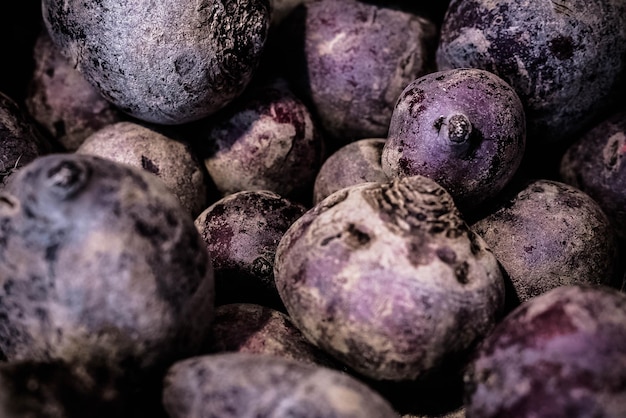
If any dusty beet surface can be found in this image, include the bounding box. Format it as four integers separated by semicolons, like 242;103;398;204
275;176;505;381
285;0;437;142
77;121;210;218
465;285;626;418
195;190;306;310
472;179;620;303
42;0;271;124
382;68;526;212
0;154;214;376
162;353;399;418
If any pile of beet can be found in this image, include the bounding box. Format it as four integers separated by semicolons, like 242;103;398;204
0;0;625;417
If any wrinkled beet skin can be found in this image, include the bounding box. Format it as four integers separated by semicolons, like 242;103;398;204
382;68;526;212
162;353;399;418
471;179;620;302
0;154;214;376
465;285;626;418
77;121;210;218
296;0;437;141
203;81;323;198
313;138;389;204
195;190;305;310
436;0;626;145
275;177;505;381
42;0;270;124
560;108;626;240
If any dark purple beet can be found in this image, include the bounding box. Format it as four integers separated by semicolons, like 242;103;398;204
194;190;305;310
465;285;626;418
382;68;526;213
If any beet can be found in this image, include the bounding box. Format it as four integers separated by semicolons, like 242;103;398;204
382;68;526;212
0;154;214;378
25;30;125;152
436;0;626;145
313;138;389;205
162;353;399;417
274;176;505;381
201;79;323;199
0;91;53;189
285;0;437;142
76;121;210;218
42;0;271;124
560;107;626;240
472;179;620;303
465;285;626;418
195;190;306;310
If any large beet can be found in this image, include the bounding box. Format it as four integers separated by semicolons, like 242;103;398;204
275;176;505;381
42;0;271;124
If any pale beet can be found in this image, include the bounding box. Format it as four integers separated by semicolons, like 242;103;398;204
382;68;526;212
313;138;389;205
275;176;505;381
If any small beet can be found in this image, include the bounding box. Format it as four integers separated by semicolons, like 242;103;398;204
472;179;620;303
382;68;526;212
42;0;271;124
465;285;626;418
195;190;306;310
76;121;210;218
313;138;389;205
202;80;323;199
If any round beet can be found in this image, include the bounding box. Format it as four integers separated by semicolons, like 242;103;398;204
275;176;505;381
162;353;399;418
195;190;306;310
472;179;620;303
382;68;526;212
76;121;210;217
42;0;270;124
560;108;626;239
287;0;437;141
313;138;389;205
0;154;214;376
436;0;626;145
465;285;626;418
202;80;323;199
25;30;125;152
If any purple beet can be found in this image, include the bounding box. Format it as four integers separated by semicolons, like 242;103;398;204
465;285;626;418
382;68;526;212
